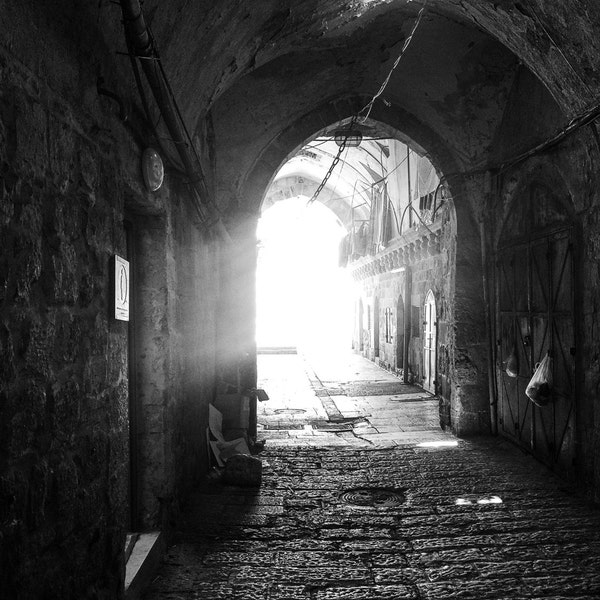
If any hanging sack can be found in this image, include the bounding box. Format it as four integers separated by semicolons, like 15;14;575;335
525;352;553;407
505;345;519;378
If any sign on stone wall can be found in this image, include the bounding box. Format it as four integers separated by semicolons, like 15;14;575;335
113;255;130;321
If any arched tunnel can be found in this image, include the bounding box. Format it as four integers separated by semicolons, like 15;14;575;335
2;1;600;598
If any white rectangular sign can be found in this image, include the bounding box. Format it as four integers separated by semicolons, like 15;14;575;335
114;255;130;321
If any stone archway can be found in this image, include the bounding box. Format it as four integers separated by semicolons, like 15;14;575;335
223;101;491;436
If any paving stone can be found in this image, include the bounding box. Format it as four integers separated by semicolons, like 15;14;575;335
142;353;600;600
418;578;529;599
202;551;276;566
269;584;311;599
315;585;418;599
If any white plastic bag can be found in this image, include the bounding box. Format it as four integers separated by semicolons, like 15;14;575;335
505;346;519;378
525;352;553;407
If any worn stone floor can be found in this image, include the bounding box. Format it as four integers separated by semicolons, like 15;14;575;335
143;351;600;600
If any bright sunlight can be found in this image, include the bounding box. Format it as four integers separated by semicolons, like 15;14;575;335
256;197;354;353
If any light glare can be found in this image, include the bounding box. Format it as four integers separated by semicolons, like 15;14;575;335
256;197;353;350
416;440;459;448
455;495;503;506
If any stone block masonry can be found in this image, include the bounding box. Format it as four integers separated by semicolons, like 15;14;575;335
0;48;132;598
144;439;600;600
0;6;222;597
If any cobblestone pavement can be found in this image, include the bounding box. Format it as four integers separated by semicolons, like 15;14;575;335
143;352;600;600
256;351;448;448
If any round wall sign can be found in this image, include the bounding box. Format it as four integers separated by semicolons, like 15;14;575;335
142;147;164;191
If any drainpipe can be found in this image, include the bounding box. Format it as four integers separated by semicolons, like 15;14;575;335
119;0;229;240
480;174;498;435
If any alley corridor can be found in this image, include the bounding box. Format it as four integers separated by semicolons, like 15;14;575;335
143;353;600;600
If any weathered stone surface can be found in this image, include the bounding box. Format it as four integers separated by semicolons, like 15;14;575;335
4;2;600;598
0;5;221;598
144;436;600;600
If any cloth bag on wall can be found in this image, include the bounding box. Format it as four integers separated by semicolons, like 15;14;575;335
505;345;519;378
525;352;553;407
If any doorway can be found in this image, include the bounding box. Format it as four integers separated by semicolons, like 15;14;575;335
358;299;364;351
373;296;380;358
396;295;405;372
423;289;437;393
496;183;576;474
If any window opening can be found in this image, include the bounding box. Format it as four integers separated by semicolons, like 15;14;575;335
385;308;393;343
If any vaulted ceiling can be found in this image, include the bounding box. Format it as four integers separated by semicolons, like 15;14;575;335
28;0;598;219
145;0;596;219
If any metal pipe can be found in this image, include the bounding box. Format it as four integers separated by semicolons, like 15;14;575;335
119;0;228;238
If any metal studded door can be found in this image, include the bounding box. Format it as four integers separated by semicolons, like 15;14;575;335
496;184;576;475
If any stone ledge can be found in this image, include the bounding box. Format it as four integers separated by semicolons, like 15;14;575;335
125;532;164;600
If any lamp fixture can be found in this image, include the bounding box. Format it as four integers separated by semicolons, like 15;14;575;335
142;147;164;191
334;129;362;148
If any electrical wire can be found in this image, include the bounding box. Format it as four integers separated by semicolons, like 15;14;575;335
528;3;593;99
308;116;359;203
148;23;209;183
358;1;427;123
307;0;426;205
326;143;350;203
409;203;434;235
371;153;409;185
126;35;186;173
306;0;427;206
389;195;401;232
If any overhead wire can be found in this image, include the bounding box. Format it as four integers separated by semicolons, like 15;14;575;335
527;3;593;99
305;0;600;234
357;1;428;123
326;143;350;204
146;23;219;205
125;34;186;173
308;0;427;204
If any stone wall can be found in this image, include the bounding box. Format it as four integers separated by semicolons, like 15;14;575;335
350;200;462;430
0;43;128;598
0;6;221;598
490;65;600;501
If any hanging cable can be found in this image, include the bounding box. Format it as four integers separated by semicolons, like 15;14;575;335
326;144;350;203
125;35;186;173
147;23;209;181
527;4;593;99
118;0;228;237
307;1;426;206
371;152;409;186
389;194;401;232
409;204;434;234
357;1;427;123
307;116;357;203
306;140;347;203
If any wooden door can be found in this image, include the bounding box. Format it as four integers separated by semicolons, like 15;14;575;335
423;290;436;393
496;184;576;475
396;295;405;371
